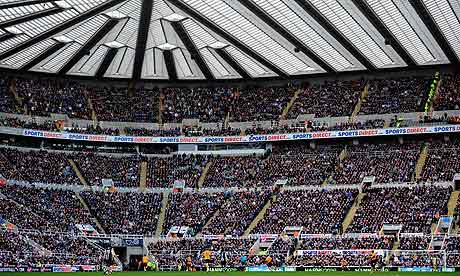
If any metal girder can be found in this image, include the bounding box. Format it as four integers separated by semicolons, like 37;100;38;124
0;6;64;29
163;49;177;81
58;19;119;75
95;47;118;79
238;0;334;73
171;21;214;80
351;0;416;67
20;42;66;71
408;0;459;64
215;48;251;80
0;0;52;10
132;0;153;80
0;33;15;43
0;0;126;61
168;0;289;78
293;0;376;71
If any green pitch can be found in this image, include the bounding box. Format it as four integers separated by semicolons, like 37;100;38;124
1;272;460;276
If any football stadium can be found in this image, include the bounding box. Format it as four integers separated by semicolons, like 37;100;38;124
1;0;460;274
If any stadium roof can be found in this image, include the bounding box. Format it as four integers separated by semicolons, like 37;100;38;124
0;0;458;81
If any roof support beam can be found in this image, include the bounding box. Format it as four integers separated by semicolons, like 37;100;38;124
0;7;64;29
0;0;53;10
293;0;376;71
351;0;416;67
95;47;118;79
163;49;177;81
171;21;214;80
408;0;459;64
58;19;119;75
0;0;126;61
168;0;288;78
0;33;15;43
20;42;66;71
132;0;153;80
215;48;251;80
237;0;334;73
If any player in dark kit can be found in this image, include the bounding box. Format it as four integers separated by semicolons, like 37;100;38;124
369;251;379;274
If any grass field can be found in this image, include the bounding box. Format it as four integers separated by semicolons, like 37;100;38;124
1;272;460;276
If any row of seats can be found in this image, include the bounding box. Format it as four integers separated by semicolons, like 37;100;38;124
1;75;458;124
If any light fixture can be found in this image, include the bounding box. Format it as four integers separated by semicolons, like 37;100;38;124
163;13;187;22
104;41;126;49
104;11;127;19
53;35;74;43
157;43;177;50
208;41;228;49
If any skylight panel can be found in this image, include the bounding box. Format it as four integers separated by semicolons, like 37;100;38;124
422;0;460;59
53;35;74;43
4;26;23;34
173;49;194;77
200;48;232;78
252;0;354;71
182;0;313;74
225;46;275;77
0;3;54;22
307;0;395;68
0;39;55;69
182;19;218;49
366;0;435;64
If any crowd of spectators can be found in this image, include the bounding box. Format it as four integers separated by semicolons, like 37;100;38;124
0;117;59;131
201;190;272;236
399;236;430;250
89;87;158;122
289;80;363;118
434;73;460;111
73;153;140;187
162;88;232;123
0;148;78;185
360;77;425;115
289;253;372;267
230;87;294;122
146;155;208;188
204;145;340;188
298;236;394;250
125;127;181;137
0;230;33;256
0;198;48;231
348;186;450;233
67;124;120;136
253;189;357;234
81;191;162;235
16;78;90;119
0;76;17;113
3;185;95;232
25;232;102;259
421;141;460;182
162;192;225;236
331;143;420;185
